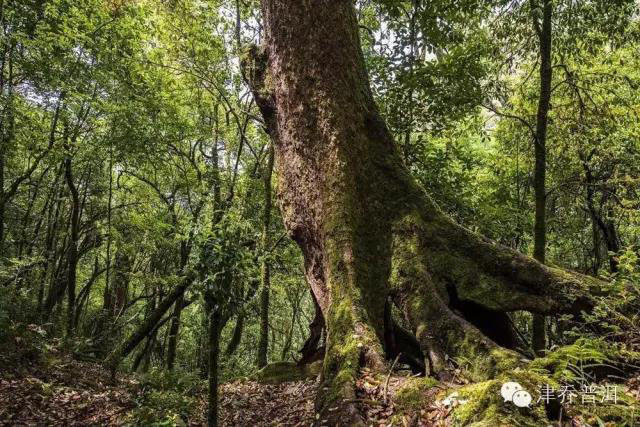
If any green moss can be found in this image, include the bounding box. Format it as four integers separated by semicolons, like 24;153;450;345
448;369;554;427
491;348;523;373
451;337;522;383
394;376;440;413
391;369;563;426
317;209;391;413
251;361;322;384
317;296;363;412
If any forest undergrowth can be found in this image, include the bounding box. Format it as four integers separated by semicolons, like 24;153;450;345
2;328;640;426
0;335;318;426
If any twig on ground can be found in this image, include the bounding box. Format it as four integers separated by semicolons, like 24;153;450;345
384;353;401;404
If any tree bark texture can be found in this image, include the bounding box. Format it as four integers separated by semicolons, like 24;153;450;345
532;0;553;356
253;0;596;421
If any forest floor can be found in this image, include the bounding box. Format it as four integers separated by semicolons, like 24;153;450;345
0;354;319;426
0;350;442;426
3;348;639;426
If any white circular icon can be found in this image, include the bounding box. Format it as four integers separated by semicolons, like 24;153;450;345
512;390;532;407
500;382;523;402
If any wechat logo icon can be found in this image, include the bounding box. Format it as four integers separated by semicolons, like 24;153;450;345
501;381;532;408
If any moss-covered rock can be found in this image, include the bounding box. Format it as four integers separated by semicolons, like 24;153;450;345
447;369;555;426
251;361;322;384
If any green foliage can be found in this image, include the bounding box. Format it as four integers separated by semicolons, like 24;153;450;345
578;248;640;349
130;368;203;425
0;0;312;384
530;338;615;383
0;319;50;367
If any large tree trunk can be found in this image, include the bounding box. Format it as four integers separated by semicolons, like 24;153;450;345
254;0;596;422
531;0;553;357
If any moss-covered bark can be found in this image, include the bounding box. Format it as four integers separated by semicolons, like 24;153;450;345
252;0;600;423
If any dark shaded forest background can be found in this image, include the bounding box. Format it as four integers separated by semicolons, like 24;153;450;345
1;0;639;425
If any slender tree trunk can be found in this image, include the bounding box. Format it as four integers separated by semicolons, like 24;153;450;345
64;121;80;337
166;240;190;371
132;337;152;372
112;249;132;317
25;163;63;258
590;213;603;274
582;154;621;274
0;44;13;253
160;252;196;370
104;141;114;321
74;257;103;327
166;292;184;370
207;304;221;427
0;137;4;254
17;165;51;257
251;0;593;421
257;143;274;368
402;0;418;165
198;107;225;378
38;178;64;315
225;312;244;355
532;0;553;357
44;226;72;317
298;295;325;365
0;197;5;255
104;271;196;369
142;335;157;373
602;208;620;273
281;293;300;360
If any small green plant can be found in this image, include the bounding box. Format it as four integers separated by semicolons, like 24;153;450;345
129;368;204;425
577;247;640;352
